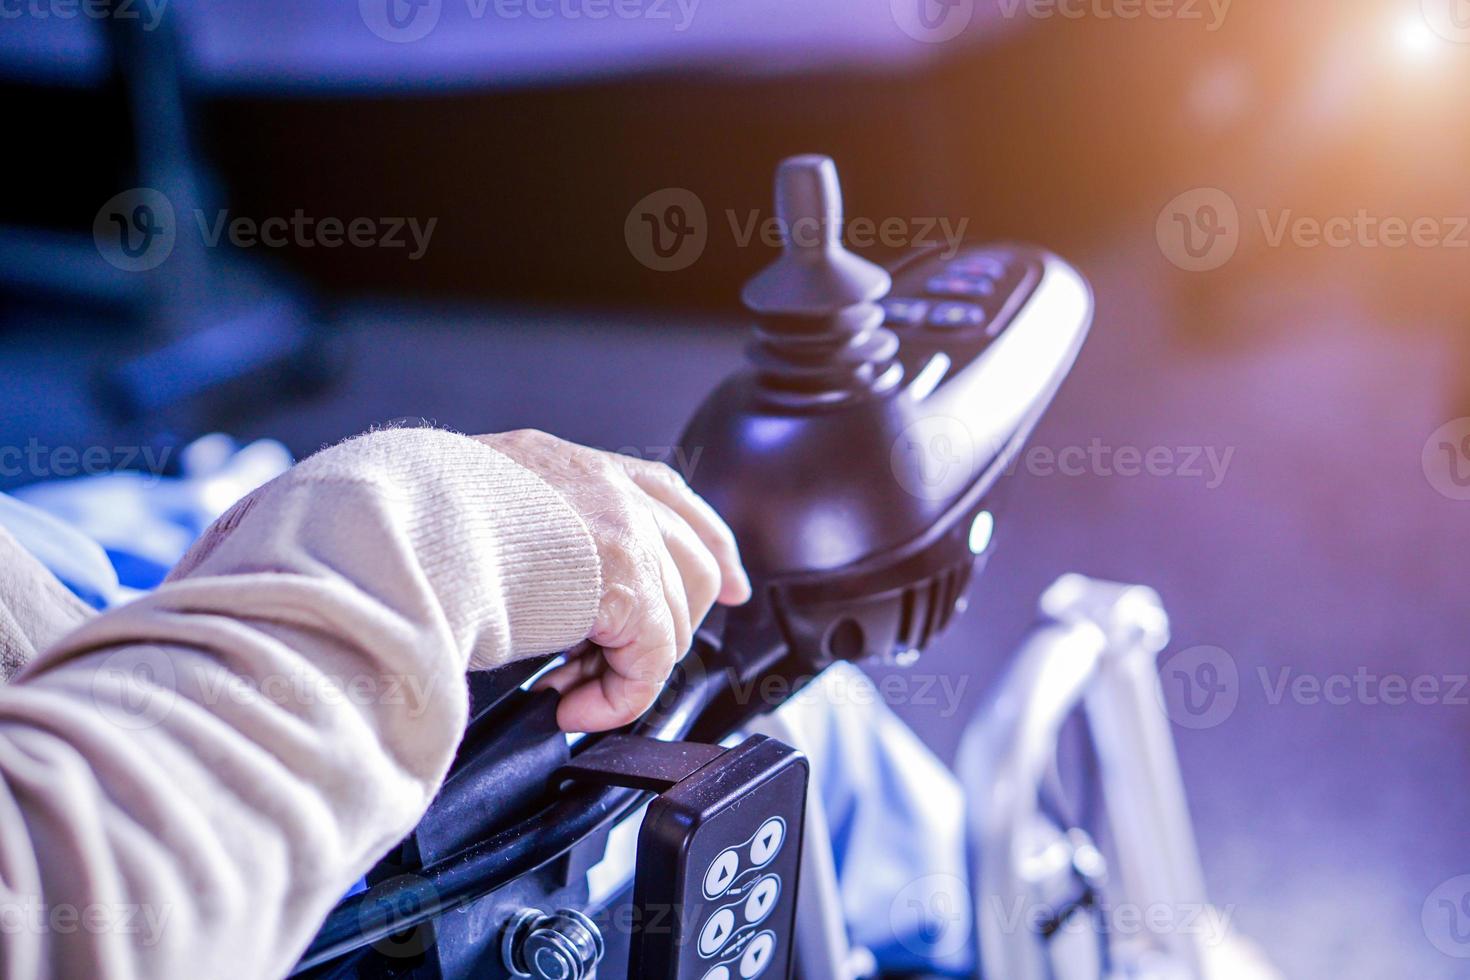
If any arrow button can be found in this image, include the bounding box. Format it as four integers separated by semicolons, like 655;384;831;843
703;849;740;899
739;931;776;979
749;818;785;866
743;876;780;924
698;909;736;958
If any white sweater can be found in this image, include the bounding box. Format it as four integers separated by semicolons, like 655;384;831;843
0;428;601;978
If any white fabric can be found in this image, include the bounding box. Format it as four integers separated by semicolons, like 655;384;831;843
0;427;600;978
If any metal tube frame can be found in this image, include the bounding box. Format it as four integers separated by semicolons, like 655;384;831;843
962;574;1209;980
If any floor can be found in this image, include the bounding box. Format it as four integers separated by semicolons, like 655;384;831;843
4;230;1468;978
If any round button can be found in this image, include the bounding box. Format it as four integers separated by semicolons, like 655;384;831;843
882;298;929;329
749;818;785;867
743;876;781;924
927;302;987;330
701;967;731;980
950;255;1007;277
699;908;737;958
703;849;741;899
740;931;777;979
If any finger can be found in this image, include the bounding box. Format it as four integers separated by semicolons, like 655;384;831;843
589;501;693;662
617;457;752;605
651;529;693;663
533;646;602;696
556;602;679;732
647;497;721;634
602;547;684;726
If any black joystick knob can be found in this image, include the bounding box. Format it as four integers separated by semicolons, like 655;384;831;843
742;155;902;404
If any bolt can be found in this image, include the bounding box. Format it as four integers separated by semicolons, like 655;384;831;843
501;908;605;980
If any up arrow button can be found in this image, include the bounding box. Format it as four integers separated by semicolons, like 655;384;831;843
749;818;785;866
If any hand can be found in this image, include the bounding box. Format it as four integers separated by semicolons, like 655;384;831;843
475;430;751;732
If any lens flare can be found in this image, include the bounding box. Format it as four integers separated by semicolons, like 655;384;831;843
1397;16;1441;60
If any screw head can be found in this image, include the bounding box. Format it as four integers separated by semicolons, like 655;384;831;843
501;908;604;980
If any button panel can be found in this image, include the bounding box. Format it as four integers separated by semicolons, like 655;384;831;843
884;248;1039;342
691;820;787;974
629;736;807;979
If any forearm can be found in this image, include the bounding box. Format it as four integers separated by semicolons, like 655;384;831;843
0;428;599;978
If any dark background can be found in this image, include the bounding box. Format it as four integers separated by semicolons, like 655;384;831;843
3;1;1470;975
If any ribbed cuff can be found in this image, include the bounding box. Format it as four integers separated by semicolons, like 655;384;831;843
297;428;602;670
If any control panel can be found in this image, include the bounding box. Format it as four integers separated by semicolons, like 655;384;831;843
629;737;808;980
883;245;1044;372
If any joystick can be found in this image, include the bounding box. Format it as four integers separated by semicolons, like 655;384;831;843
742;155;901;403
683;153;1094;682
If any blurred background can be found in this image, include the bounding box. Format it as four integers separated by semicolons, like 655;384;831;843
3;0;1470;975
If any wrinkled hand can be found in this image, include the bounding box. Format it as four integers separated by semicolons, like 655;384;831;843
475;430;751;732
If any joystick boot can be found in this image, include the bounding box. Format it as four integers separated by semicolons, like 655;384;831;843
742;155;902;404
